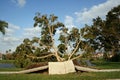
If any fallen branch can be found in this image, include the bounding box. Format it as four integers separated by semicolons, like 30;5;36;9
0;65;48;74
75;65;120;72
71;54;83;60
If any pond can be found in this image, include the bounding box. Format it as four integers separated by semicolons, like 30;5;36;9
0;63;16;68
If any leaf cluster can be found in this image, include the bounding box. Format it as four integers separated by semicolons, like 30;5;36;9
0;20;8;35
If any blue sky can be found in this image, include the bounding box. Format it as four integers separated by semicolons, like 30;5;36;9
0;0;120;53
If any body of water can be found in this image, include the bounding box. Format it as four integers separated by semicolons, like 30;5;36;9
0;63;15;68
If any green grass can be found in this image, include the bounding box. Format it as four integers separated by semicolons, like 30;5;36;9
0;72;120;80
0;60;14;63
92;61;120;69
0;68;23;71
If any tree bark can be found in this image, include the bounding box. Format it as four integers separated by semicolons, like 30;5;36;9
26;53;55;59
68;41;81;60
48;25;62;61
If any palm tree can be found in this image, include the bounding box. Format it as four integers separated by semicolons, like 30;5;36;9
0;20;8;35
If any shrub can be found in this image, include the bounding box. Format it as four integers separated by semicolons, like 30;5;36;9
14;56;32;68
109;53;120;62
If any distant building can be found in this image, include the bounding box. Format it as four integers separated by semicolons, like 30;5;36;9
92;52;104;58
93;52;115;59
0;53;2;60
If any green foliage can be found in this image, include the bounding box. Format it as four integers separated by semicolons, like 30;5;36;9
109;53;120;62
14;56;32;68
14;38;33;68
14;37;57;68
58;34;66;43
81;5;120;60
34;13;64;46
58;27;85;56
69;27;80;42
0;60;14;63
58;44;66;54
103;52;109;61
0;20;8;35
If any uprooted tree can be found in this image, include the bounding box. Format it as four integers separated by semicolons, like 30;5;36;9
14;13;93;68
7;5;120;74
31;13;93;61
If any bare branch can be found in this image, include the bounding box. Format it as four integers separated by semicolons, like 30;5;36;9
68;40;81;60
26;53;55;59
71;54;83;61
48;25;62;61
38;40;51;48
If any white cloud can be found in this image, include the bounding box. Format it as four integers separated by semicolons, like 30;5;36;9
12;0;26;7
0;23;21;53
5;23;20;36
23;27;41;38
9;23;20;30
2;37;19;42
0;36;21;53
64;16;76;29
75;0;120;24
0;23;41;53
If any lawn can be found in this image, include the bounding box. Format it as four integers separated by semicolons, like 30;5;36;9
0;72;120;80
0;68;23;71
0;60;14;63
0;61;120;80
92;61;120;69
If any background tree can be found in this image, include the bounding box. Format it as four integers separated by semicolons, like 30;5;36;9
105;5;120;54
14;38;33;68
81;5;120;61
0;20;8;35
2;49;14;60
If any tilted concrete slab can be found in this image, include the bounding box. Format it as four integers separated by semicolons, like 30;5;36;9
49;60;76;74
64;60;76;73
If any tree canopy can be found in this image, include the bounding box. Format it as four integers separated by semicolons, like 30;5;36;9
14;13;91;66
0;20;8;35
81;5;120;57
